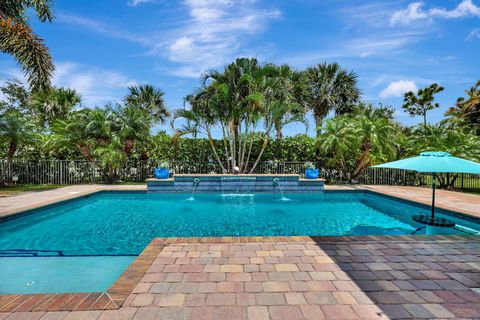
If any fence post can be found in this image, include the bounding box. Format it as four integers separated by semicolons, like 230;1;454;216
91;162;95;184
461;173;464;190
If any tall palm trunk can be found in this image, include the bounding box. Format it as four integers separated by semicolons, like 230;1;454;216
108;163;115;182
207;132;227;173
249;137;270;174
352;140;372;179
274;121;283;140
123;139;135;156
249;123;274;173
7;140;17;164
79;144;93;162
229;120;239;170
313;112;323;138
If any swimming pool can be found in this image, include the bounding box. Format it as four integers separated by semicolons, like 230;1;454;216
1;190;479;294
1;191;478;256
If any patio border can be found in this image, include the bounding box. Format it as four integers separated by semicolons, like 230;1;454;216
1;234;479;313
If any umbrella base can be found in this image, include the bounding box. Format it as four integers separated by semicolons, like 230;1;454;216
412;214;455;227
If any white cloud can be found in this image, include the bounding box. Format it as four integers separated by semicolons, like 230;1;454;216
282;31;423;67
160;0;281;77
57;13;149;45
429;0;480;18
391;2;429;25
0;63;138;107
380;80;418;98
391;0;480;25
52;62;138;106
127;0;155;6
344;32;422;57
57;2;280;79
468;27;480;39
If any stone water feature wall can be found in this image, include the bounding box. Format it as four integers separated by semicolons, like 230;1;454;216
146;174;325;193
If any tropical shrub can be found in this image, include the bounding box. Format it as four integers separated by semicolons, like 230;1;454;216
445;80;480;135
317;104;403;180
405;123;480;189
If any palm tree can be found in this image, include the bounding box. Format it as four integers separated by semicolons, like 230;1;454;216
0;79;30;114
86;108;113;146
403;83;444;126
303;63;360;137
350;108;400;178
175;58;303;173
317;116;354;176
248;64;306;173
408;124;480;189
0;109;35;163
460;80;480;114
47;110;94;161
408;124;480;161
0;0;55;90
175;58;265;173
114;106;151;156
270;66;308;139
94;137;126;183
125;85;169;123
30;87;81;126
446;80;480;134
318;104;401;180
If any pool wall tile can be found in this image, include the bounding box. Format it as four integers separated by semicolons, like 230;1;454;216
147;175;325;193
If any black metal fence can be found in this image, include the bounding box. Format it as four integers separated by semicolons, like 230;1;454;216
1;160;479;191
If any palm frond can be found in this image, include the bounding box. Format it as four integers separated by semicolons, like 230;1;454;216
0;18;54;90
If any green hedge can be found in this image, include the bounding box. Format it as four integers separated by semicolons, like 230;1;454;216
149;133;317;162
1;133;318;162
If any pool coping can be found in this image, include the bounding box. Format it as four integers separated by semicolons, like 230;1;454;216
1;234;478;313
361;189;480;224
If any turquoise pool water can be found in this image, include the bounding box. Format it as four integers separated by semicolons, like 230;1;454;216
0;256;134;293
1;191;478;257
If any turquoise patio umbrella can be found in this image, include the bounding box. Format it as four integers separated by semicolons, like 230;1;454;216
370;151;480;224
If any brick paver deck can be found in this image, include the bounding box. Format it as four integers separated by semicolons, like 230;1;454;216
1;186;479;318
1;236;480;319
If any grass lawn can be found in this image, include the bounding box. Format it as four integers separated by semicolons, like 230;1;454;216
0;184;66;197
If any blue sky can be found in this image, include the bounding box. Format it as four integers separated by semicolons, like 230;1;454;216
1;0;479;136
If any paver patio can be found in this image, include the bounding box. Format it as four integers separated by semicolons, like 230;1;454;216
1;186;480;319
1;236;480;319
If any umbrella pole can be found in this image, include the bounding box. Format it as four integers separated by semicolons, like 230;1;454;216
431;173;436;219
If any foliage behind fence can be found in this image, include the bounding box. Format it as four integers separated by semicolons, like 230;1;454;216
1;160;479;191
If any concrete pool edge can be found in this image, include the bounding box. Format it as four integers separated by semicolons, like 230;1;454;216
1;234;479;313
0;185;147;220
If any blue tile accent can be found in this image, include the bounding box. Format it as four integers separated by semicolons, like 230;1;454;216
147;175;324;193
